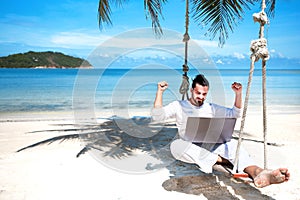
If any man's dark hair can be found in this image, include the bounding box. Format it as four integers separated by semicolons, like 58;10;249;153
192;74;210;88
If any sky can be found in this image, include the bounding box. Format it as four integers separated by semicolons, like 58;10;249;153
1;0;300;66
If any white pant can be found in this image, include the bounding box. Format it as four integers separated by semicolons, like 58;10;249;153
170;139;255;173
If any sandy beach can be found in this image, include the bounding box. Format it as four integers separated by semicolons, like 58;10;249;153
0;109;299;200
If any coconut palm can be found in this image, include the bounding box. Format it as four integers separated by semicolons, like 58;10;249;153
97;0;276;46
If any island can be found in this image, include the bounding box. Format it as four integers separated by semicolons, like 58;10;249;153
0;51;92;68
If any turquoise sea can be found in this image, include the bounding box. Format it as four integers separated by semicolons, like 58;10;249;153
0;68;299;118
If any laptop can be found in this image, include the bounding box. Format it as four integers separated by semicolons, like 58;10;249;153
183;117;237;143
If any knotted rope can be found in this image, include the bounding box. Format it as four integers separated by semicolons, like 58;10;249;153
233;0;269;172
179;0;190;100
179;72;190;100
250;38;270;62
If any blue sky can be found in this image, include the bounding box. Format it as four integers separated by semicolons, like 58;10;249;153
1;0;300;65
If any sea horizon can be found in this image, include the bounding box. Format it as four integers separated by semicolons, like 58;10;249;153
0;68;299;120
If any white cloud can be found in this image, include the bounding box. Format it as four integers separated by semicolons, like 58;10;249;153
233;52;245;59
269;49;286;58
51;32;111;48
77;29;191;59
216;59;224;64
98;30;182;49
269;49;285;58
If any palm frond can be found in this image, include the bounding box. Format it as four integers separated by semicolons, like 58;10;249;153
98;0;112;29
16;134;80;152
76;146;91;157
113;0;128;7
98;0;128;29
191;0;255;47
27;128;83;134
265;0;276;18
144;0;167;36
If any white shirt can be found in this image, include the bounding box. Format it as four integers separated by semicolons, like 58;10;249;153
151;100;241;138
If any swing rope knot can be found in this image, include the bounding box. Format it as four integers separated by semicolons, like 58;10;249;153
182;64;189;73
183;32;190;42
253;11;268;26
179;74;189;95
250;38;270;62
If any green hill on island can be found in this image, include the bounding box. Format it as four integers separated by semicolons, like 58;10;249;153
0;51;92;68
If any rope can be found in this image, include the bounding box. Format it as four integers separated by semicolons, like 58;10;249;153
233;56;256;172
233;0;269;172
262;60;267;169
179;0;190;100
179;73;189;100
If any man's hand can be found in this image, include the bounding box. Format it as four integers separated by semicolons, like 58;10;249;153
157;81;168;92
231;82;242;109
154;81;168;108
231;82;242;94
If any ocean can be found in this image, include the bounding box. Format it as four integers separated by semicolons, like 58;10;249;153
0;68;299;119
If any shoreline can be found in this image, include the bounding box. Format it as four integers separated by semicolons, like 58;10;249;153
1;103;299;120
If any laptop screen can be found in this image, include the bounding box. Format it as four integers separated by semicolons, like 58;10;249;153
183;117;236;143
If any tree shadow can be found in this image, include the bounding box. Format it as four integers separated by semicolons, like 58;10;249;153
162;160;275;199
17;116;275;199
17;116;177;162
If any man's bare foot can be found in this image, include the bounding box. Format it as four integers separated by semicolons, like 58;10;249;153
254;168;290;188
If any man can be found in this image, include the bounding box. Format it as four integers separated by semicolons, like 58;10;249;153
151;74;289;188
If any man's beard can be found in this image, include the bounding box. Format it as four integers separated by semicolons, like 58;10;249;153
195;99;204;106
191;93;204;107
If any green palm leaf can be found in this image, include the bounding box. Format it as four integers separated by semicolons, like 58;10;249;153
191;0;255;47
144;0;168;36
265;0;276;17
98;0;276;46
98;0;128;29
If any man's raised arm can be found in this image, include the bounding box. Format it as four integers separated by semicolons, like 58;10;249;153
151;81;169;122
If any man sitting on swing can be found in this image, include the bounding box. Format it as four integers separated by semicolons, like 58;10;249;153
151;74;290;188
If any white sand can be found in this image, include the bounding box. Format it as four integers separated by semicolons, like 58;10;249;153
0;111;299;200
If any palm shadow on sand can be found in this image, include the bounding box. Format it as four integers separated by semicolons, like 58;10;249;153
17;116;275;199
